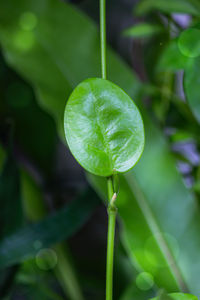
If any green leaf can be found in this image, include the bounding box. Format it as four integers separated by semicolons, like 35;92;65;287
20;171;85;300
120;278;154;300
64;78;144;176
134;0;200;16
0;188;100;269
0;58;58;176
157;40;194;72
178;28;200;58
15;260;65;300
15;268;65;300
123;23;163;39
151;292;198;300
166;26;200;124
184;57;200;123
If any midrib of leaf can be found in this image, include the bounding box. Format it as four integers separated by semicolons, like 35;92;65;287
91;84;114;171
124;172;189;292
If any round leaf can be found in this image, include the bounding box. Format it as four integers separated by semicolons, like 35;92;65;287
64;78;144;176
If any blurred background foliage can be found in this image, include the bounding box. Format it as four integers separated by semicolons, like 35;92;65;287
0;0;200;299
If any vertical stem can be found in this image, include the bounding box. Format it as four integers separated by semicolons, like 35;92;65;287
100;0;116;297
100;0;107;79
106;177;117;300
107;176;113;200
106;207;117;300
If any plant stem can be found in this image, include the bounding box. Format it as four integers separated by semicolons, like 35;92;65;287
106;177;117;300
107;176;113;201
100;0;107;79
100;0;116;297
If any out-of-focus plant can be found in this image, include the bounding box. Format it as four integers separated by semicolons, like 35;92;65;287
0;0;200;299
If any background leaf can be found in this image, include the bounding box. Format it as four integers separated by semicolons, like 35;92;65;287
21;169;46;222
157;40;194;72
0;188;100;269
151;292;198;300
184;58;200;123
123;23;163;39
134;0;200;16
0;0;141;138
21;169;85;300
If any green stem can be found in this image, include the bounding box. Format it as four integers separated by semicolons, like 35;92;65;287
100;0;107;79
106;177;117;300
100;1;116;297
107;176;113;201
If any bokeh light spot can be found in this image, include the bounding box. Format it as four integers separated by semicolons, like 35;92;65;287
13;30;35;52
136;272;154;291
19;12;38;31
36;248;57;271
178;28;200;58
144;249;159;267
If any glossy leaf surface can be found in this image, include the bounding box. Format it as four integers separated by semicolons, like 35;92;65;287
64;78;144;176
